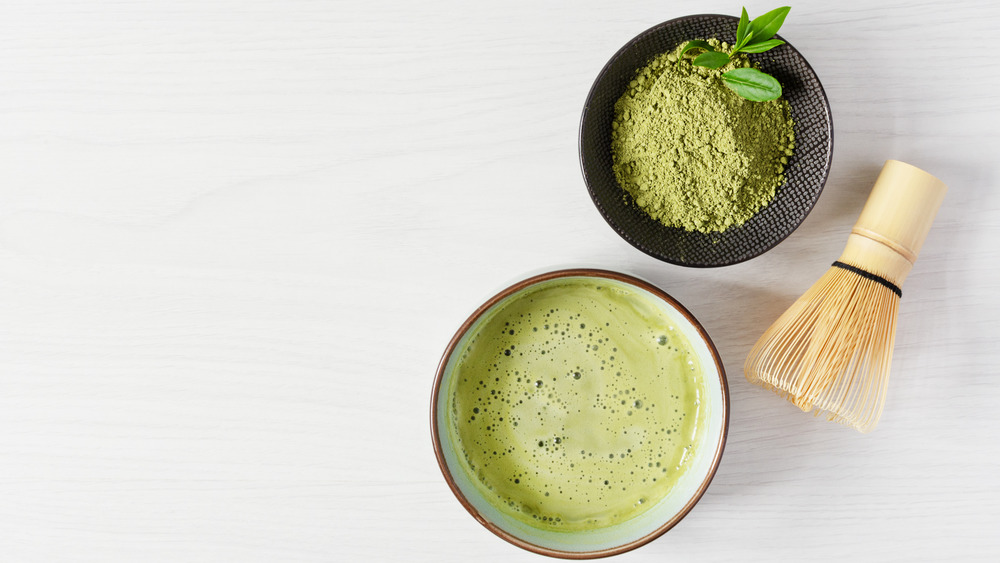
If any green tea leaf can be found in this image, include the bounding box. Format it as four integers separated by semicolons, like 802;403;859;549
746;6;790;44
692;51;730;69
736;30;754;51
680;40;713;57
722;68;782;101
736;7;750;46
738;39;785;53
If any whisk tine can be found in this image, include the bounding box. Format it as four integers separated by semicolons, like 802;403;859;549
744;161;947;433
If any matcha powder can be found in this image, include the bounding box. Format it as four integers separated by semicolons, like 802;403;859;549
611;39;795;233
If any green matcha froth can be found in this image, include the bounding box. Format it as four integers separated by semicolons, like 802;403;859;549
611;39;796;233
446;277;707;531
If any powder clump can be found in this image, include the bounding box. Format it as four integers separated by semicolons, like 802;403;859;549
611;39;795;233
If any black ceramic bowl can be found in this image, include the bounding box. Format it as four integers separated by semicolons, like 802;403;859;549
580;14;833;267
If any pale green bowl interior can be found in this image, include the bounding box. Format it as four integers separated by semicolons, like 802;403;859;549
435;275;726;554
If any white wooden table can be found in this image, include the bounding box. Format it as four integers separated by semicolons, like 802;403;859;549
2;1;998;561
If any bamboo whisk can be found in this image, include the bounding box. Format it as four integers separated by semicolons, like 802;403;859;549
744;160;948;433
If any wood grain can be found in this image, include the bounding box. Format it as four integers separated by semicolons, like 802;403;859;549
1;0;998;561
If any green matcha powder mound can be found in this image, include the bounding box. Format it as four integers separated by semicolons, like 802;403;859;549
611;39;795;233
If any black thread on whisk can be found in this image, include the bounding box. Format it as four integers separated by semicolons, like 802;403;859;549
831;261;902;298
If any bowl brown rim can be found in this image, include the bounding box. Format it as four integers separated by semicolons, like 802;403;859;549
429;268;730;559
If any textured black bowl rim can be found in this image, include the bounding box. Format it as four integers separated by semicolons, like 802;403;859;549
579;14;835;268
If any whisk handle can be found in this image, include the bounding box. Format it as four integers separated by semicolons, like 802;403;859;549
853;160;948;263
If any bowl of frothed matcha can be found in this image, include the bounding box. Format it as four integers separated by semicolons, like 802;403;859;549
431;269;728;558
